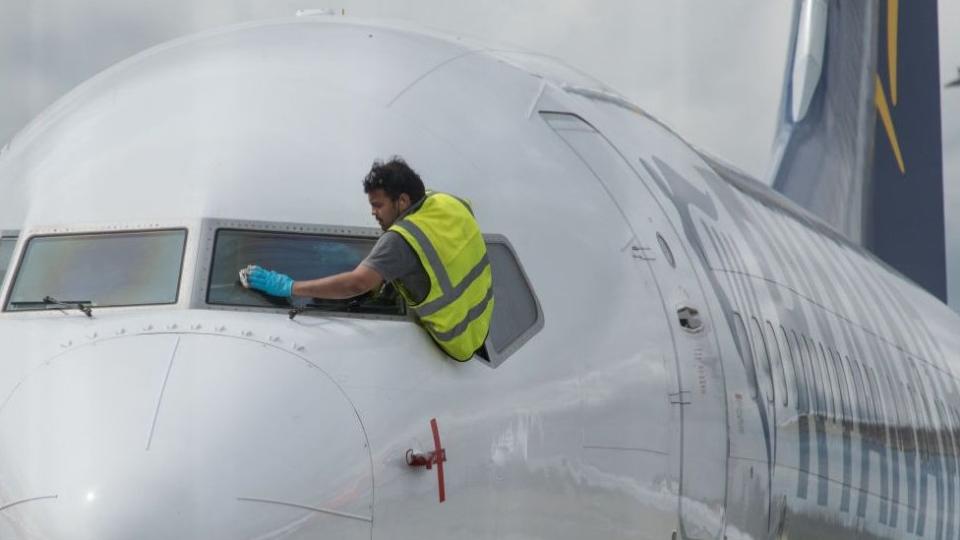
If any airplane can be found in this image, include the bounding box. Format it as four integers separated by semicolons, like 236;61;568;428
948;68;960;88
0;4;956;540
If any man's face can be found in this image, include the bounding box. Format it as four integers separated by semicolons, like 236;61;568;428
368;189;410;231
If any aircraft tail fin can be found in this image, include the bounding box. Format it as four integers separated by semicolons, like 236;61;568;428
769;0;946;301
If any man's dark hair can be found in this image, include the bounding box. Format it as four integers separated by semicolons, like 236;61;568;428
362;157;426;203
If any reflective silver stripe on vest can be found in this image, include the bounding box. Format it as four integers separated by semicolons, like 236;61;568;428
393;220;453;294
414;254;490;317
431;285;494;342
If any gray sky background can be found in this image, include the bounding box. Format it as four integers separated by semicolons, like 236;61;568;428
0;0;956;309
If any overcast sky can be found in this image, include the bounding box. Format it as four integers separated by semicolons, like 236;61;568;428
0;0;957;308
939;0;960;312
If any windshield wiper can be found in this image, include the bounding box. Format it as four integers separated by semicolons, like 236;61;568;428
10;296;94;317
288;295;376;320
289;298;359;320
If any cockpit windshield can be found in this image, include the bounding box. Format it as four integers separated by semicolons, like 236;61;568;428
207;229;404;316
5;230;186;312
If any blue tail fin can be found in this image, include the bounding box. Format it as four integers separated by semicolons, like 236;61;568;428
770;0;946;301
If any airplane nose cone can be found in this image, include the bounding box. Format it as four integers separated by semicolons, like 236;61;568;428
0;333;372;539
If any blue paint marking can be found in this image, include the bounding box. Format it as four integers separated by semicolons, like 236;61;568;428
797;415;810;500
816;417;829;506
840;427;852;513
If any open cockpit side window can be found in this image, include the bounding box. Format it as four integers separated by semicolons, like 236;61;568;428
206;228;405;317
481;235;544;367
4;229;186;312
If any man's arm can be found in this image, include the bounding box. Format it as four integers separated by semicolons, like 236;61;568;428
292;264;383;299
244;232;400;299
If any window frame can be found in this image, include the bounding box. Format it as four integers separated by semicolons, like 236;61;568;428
3;227;188;313
851;359;869;424
859;362;878;425
803;336;825;415
194;219;404;321
867;366;890;426
901;381;919;426
778;325;797;409
750;316;776;405
841;355;862;425
876;367;898;430
480;234;544;367
830;348;851;423
765;321;788;408
791;330;812;414
732;313;758;400
203;226;407;319
935;399;953;455
0;230;19;286
817;342;839;420
865;365;885;427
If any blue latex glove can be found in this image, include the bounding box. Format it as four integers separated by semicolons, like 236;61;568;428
246;266;294;297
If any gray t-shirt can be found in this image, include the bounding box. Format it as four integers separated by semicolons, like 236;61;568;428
361;231;430;304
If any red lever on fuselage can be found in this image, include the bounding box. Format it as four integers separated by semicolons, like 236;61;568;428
430;418;446;503
404;417;447;503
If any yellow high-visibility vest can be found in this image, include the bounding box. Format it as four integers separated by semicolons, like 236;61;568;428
390;192;493;361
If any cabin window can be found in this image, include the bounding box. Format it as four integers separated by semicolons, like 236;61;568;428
918;388;935;435
935;400;953;453
817;342;838;420
5;230;186;312
900;382;918;426
803;336;825;415
841;355;861;424
0;234;16;284
878;370;903;431
905;381;925;449
880;370;901;429
206;229;404;316
789;329;810;413
830;349;851;422
750;317;776;404
482;236;544;367
867;367;887;425
865;366;885;426
765;321;788;407
914;381;930;431
777;325;796;409
859;363;877;424
812;340;830;417
851;360;869;423
914;365;937;429
732;313;758;399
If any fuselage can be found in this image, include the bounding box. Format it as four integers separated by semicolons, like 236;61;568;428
0;17;958;540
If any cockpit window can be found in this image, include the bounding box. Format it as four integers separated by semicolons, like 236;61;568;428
0;236;16;283
206;229;405;316
481;236;544;367
5;230;186;312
